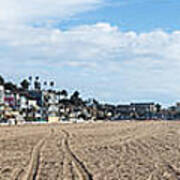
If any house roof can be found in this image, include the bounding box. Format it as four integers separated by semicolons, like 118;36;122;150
130;103;155;106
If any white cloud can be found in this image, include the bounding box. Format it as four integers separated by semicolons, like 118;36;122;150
0;0;102;24
1;23;180;69
0;4;180;105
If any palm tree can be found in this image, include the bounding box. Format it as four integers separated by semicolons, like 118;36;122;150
34;78;41;91
28;76;32;90
43;81;47;90
50;81;55;90
35;76;39;81
28;76;32;81
44;81;47;86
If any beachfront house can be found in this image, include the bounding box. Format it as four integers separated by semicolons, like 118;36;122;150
0;85;4;105
113;105;133;120
4;90;16;108
19;95;28;109
130;103;156;119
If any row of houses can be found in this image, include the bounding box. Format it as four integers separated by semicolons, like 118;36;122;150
0;83;96;124
0;80;180;124
113;103;157;120
110;103;180;121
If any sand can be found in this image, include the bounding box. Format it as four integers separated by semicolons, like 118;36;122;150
0;121;180;180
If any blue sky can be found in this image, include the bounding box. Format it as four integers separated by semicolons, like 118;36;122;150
0;0;180;106
59;0;180;32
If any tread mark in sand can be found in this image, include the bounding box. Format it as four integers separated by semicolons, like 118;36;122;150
62;130;93;180
11;168;24;180
21;138;45;180
15;129;54;180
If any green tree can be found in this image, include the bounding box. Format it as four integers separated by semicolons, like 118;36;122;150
155;103;161;113
4;82;17;91
0;75;4;85
70;91;83;106
71;91;79;99
21;79;30;90
61;89;68;98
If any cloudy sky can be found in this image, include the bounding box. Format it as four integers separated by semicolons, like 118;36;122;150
0;0;180;105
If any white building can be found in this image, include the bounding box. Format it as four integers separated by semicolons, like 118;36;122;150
176;103;180;113
0;85;4;105
42;91;58;105
48;92;59;104
20;95;28;109
28;99;37;107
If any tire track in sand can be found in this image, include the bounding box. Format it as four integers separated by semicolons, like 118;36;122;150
11;139;45;180
21;138;45;180
11;168;24;180
13;129;54;180
58;144;76;180
62;130;93;180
